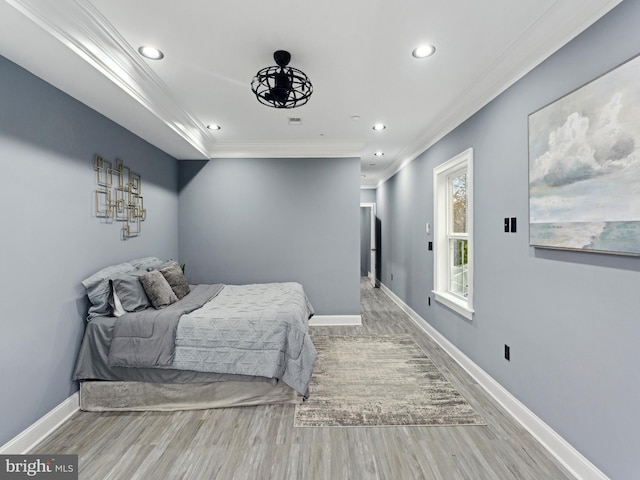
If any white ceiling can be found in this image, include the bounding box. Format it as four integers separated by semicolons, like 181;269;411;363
0;0;621;188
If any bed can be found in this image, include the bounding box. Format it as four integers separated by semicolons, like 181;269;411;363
73;257;317;411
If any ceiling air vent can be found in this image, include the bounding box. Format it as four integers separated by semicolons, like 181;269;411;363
288;117;302;125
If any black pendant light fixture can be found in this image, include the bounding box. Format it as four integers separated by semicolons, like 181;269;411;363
251;50;313;108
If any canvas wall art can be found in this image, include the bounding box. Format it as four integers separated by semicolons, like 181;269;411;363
529;54;640;256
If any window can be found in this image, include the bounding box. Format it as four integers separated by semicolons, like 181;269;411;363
433;148;473;319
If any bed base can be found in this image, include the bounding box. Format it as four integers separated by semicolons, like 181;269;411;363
79;380;303;412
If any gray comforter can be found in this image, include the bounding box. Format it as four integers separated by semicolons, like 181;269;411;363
79;282;316;396
108;284;224;368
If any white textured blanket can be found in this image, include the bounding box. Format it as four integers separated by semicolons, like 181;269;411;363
174;282;317;396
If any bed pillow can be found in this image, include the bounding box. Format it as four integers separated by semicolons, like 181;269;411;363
110;271;151;312
139;270;178;309
81;262;136;320
129;256;165;270
159;261;191;299
147;259;175;271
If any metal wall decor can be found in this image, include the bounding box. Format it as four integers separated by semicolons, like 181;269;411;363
94;155;146;239
251;50;313;108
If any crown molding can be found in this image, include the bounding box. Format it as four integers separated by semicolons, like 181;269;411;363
5;0;211;158
376;0;622;188
3;0;621;185
207;140;365;159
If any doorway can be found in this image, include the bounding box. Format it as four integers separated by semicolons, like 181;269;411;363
360;203;377;287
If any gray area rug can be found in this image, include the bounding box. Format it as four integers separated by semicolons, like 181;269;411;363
294;335;486;427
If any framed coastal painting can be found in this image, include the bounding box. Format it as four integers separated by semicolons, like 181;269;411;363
528;54;640;256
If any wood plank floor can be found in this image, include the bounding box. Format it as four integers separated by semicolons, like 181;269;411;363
30;279;575;479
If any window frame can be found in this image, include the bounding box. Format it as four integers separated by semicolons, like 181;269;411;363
433;148;474;319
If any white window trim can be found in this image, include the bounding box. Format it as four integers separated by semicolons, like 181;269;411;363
433;148;474;320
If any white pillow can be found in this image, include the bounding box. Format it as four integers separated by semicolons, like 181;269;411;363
111;285;126;317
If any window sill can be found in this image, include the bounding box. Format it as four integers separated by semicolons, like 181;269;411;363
433;291;474;320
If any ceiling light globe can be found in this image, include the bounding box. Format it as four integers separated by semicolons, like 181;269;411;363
138;46;164;60
412;45;436;58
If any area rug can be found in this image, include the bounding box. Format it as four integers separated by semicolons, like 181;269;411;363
294;335;486;427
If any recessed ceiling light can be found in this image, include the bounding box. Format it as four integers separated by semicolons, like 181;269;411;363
138;46;164;60
374;151;384;156
412;44;436;58
372;123;386;131
207;124;221;130
369;163;377;167
351;115;361;121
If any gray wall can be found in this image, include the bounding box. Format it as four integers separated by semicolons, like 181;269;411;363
178;157;361;315
376;2;640;478
360;188;376;204
0;56;179;447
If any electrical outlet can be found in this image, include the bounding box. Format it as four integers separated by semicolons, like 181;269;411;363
504;218;510;232
428;297;431;306
504;344;510;361
510;217;517;233
428;241;433;250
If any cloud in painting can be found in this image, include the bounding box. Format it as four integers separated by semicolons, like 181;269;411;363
530;93;636;187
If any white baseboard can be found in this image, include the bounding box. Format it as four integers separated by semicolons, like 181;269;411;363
0;392;80;455
379;283;609;480
309;315;362;326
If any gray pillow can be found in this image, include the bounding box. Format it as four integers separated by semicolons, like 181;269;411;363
159;261;190;299
147;259;175;271
81;262;136;320
110;271;151;312
139;270;178;309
